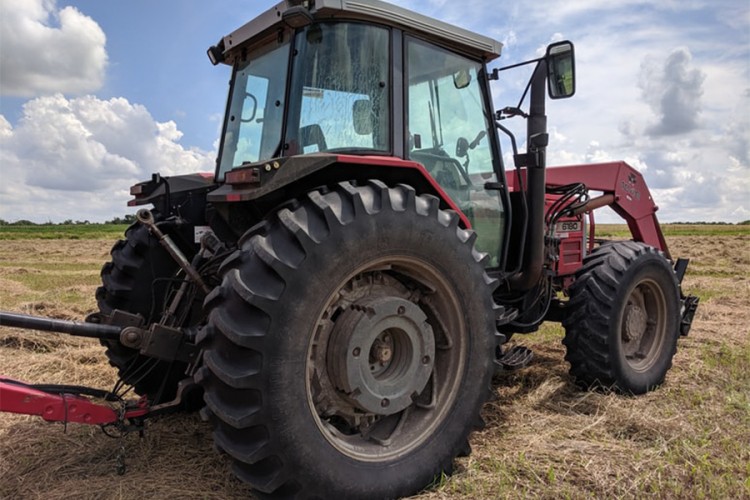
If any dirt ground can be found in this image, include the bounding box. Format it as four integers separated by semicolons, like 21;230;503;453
0;232;748;499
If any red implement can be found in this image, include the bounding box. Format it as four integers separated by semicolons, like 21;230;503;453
0;378;148;425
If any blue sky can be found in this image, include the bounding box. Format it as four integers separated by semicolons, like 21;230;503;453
1;0;748;222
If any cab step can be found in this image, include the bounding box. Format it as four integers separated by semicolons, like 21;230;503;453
494;345;534;372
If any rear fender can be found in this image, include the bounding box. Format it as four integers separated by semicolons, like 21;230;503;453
209;154;471;235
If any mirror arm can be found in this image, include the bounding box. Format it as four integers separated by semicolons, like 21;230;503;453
496;107;528;120
491;57;543;75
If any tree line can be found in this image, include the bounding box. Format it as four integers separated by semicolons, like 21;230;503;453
0;214;138;226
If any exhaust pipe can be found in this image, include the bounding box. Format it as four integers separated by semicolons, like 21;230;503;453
508;60;548;291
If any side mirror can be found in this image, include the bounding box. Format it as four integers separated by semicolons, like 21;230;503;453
456;137;469;157
453;69;472;89
546;41;575;99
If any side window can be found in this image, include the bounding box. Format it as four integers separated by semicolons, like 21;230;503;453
406;40;493;176
218;37;290;179
407;80;434;150
232;75;269;166
406;38;504;267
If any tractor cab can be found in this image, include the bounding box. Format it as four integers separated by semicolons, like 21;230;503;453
209;0;575;269
209;0;518;264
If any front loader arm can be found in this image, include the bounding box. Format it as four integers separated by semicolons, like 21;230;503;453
544;161;670;258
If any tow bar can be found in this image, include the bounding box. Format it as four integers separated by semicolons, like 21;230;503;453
0;376;148;426
0;311;122;340
0;309;199;420
0;208;214;474
0;208;208;427
0;309;201;472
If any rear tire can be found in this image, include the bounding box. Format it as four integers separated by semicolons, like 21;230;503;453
197;181;499;499
562;241;680;394
96;220;194;402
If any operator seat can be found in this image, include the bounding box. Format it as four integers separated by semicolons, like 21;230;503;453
300;124;327;153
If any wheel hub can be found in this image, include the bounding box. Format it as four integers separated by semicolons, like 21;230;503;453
327;296;435;415
623;303;648;344
370;333;394;374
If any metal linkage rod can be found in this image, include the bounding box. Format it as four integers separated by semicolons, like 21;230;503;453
0;311;122;340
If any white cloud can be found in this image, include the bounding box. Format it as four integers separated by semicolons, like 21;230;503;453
0;0;747;224
473;0;749;222
0;0;107;96
639;48;706;136
0;95;214;223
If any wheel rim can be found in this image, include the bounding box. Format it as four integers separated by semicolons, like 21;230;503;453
306;256;466;461
620;278;667;372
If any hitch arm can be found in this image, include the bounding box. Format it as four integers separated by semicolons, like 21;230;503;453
0;378;148;425
0;311;122;340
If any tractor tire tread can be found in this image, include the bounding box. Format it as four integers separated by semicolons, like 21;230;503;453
562;241;679;394
199;180;498;499
96;218;186;401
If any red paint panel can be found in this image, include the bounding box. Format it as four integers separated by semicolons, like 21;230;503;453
507;162;669;257
0;379;149;425
0;379;118;424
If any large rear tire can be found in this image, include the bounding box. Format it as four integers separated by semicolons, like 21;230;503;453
562;241;680;394
197;181;499;499
96;220;195;402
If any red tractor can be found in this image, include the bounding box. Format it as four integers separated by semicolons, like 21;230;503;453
0;1;698;498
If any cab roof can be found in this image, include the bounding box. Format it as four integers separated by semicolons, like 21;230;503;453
219;0;502;63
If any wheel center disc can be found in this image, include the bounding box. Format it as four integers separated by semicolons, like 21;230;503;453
623;304;647;344
327;296;435;415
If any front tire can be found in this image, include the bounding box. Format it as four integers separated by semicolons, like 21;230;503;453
562;241;681;394
197;181;499;499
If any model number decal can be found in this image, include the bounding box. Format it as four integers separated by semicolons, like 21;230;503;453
555;221;581;233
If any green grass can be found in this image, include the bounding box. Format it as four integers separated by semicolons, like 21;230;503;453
684;286;731;302
10;272;101;292
0;224;128;240
0;262;100;272
596;223;750;238
3;223;746;241
0;224;750;242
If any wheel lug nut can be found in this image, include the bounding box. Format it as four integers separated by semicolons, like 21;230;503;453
381;398;390;408
422;355;430;364
397;306;405;315
352;347;361;357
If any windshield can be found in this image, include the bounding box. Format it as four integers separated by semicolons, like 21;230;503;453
217;37;291;180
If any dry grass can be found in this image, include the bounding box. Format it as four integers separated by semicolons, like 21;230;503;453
1;231;748;499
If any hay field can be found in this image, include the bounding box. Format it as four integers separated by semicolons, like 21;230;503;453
0;226;748;499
